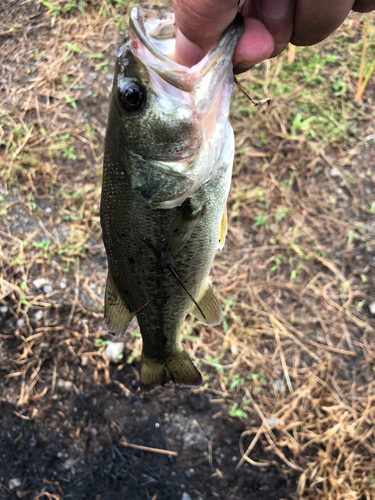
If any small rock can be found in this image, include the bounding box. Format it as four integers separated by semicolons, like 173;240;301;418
34;310;43;321
0;306;8;314
81;356;89;367
57;379;73;390
330;168;340;177
60;282;67;290
16;318;25;328
274;380;282;392
184;469;194;478
266;417;278;426
9;478;21;490
63;457;80;469
33;278;47;289
181;494;192;500
104;341;125;362
369;301;375;315
43;285;53;294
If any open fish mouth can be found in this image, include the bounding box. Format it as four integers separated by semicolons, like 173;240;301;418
128;7;243;92
114;7;244;208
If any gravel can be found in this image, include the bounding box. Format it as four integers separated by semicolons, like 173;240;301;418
32;278;47;289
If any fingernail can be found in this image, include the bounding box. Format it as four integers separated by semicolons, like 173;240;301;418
175;29;205;67
260;0;291;20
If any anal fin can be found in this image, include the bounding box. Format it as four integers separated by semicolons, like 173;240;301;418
104;270;133;337
190;280;221;326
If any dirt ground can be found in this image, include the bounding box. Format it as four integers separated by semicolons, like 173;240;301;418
0;1;375;499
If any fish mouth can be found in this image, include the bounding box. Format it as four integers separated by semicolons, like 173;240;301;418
126;7;243;208
128;7;243;92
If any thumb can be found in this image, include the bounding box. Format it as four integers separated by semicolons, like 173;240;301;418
173;0;239;66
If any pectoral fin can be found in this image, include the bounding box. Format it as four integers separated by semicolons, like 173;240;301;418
218;204;227;250
190;280;222;326
162;199;205;264
104;271;133;337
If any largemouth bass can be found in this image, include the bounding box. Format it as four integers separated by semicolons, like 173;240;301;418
100;7;243;390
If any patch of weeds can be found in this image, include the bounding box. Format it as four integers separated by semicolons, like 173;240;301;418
355;300;366;313
270;254;286;272
84;125;97;140
181;321;200;342
204;354;225;374
290;263;303;281
275;206;290;221
57;228;89;258
247;370;268;393
32;239;52;259
49;133;76;160
229;373;245;391
127;330;142;364
290;113;316;138
253;212;270;229
64;96;78;111
40;0;88;19
221;298;236;334
347;229;360;245
228;398;251;419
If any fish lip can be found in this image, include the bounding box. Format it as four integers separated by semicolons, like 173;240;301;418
129;8;176;71
129;7;244;91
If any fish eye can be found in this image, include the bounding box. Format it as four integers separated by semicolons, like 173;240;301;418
119;83;145;112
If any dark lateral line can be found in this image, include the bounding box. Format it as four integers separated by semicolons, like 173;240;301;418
139;236;207;321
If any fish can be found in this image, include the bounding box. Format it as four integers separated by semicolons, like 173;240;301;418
100;7;243;390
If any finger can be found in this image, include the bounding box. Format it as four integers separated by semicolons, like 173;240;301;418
290;0;354;46
233;18;275;73
352;0;375;12
172;0;239;53
257;0;294;57
175;29;204;67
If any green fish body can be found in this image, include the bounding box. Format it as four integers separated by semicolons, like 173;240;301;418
100;8;243;390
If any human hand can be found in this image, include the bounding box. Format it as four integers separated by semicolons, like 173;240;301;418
172;0;375;73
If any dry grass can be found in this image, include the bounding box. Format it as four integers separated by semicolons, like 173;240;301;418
0;1;375;499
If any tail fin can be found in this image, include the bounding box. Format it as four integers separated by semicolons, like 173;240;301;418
140;350;202;391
